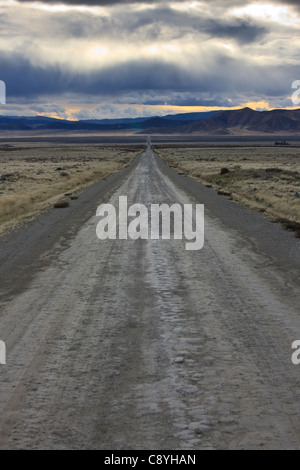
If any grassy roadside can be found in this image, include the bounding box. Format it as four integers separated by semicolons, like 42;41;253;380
0;144;140;235
155;145;300;237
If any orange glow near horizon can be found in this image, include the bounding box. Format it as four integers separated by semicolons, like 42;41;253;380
36;111;78;121
56;101;300;122
240;100;271;110
2;101;298;122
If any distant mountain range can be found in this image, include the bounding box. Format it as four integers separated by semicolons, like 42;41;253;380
0;108;300;135
0;110;220;132
173;108;300;135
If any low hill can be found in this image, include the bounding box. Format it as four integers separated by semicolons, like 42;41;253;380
142;108;300;135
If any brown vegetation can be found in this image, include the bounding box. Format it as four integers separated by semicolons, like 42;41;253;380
157;145;300;229
0;143;138;234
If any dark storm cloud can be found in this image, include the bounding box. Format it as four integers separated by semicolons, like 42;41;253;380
43;5;267;45
16;0;171;4
143;96;237;107
2;1;266;47
14;0;245;4
1;49;297;99
16;0;300;7
201;18;266;44
0;53;198;96
0;54;67;96
133;9;267;44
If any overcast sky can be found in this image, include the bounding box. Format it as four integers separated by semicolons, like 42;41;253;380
0;0;299;119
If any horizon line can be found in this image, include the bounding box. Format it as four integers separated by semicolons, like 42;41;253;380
0;105;300;122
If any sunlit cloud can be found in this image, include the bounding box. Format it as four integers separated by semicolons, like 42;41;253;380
89;45;108;58
217;42;234;52
146;45;159;54
163;44;180;52
240;100;271;110
18;0;106;15
230;3;300;26
171;1;202;11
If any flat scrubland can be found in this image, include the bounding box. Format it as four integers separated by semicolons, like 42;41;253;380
0;143;138;234
156;145;300;232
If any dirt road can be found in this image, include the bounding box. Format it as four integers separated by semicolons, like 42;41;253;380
0;144;299;449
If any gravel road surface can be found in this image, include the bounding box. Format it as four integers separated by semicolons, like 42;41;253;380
0;144;299;449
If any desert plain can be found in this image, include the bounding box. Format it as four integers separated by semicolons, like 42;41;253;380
155;143;300;233
1;140;300;236
0;143;139;234
1;140;299;236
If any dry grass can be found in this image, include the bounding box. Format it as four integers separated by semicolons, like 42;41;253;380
0;143;138;234
156;145;300;228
